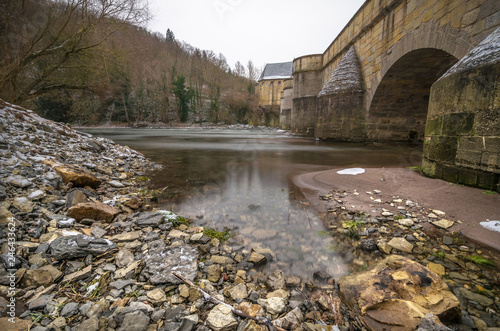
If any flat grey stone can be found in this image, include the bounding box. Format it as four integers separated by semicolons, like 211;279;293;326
61;302;79;317
118;311;149;331
5;175;32;188
142;245;198;285
110;280;134;290
134;212;164;227
49;235;117;260
28;295;54;311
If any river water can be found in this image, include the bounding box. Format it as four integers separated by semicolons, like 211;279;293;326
83;127;422;279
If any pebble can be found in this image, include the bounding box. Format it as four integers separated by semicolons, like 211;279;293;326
206;304;238;331
432;219;455;229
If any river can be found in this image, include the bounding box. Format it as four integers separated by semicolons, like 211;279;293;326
83;127;423;279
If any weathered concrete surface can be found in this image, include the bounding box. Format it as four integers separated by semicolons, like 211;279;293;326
423;27;500;191
338;255;461;331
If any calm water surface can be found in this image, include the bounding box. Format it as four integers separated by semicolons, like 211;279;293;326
84;128;422;279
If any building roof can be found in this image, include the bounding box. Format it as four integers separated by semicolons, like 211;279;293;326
259;61;293;81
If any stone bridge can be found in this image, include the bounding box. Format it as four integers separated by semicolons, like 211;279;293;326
284;0;499;190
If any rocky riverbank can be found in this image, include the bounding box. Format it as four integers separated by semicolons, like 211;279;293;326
1;99;499;331
0;101;355;331
294;169;500;330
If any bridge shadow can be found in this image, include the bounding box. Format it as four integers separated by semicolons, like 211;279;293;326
368;48;458;142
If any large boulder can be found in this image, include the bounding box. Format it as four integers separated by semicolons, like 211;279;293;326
338;255;461;331
44;159;101;188
66;202;119;222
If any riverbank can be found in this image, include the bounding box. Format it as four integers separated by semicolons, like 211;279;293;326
293;167;500;329
293;167;500;252
0;100;359;330
2;99;499;330
73;122;283;131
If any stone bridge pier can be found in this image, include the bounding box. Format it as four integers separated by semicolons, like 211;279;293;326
285;0;499;190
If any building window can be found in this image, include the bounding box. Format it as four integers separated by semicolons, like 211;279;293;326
278;81;281;85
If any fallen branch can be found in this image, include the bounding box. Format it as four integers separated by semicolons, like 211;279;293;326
328;293;343;327
300;201;313;228
173;272;272;326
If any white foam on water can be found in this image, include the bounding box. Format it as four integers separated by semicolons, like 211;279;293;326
337;168;366;175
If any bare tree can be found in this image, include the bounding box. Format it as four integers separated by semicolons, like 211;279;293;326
234;61;246;77
0;0;150;103
247;60;260;82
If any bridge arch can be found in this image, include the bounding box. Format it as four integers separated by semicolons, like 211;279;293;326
366;22;475;141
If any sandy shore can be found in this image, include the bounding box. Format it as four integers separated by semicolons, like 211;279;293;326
293;167;500;252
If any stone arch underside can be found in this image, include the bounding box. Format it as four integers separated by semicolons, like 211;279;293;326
367;48;458;141
367;21;476;107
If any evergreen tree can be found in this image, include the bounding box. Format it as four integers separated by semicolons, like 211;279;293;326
172;74;193;122
166;28;175;42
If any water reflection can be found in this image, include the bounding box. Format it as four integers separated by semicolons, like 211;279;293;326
83;128;422;279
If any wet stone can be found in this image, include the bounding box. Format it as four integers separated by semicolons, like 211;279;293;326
456;287;494;307
0;186;6;201
248;251;266;265
108;180;124;188
313;270;332;282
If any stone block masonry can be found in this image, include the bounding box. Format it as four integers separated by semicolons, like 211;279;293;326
281;0;499;189
423;28;500;191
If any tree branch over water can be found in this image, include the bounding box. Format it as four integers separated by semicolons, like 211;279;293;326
0;0;150;103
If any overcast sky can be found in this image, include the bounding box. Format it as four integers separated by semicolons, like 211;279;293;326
147;0;366;72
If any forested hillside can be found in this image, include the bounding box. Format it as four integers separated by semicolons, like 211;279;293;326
0;0;261;125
